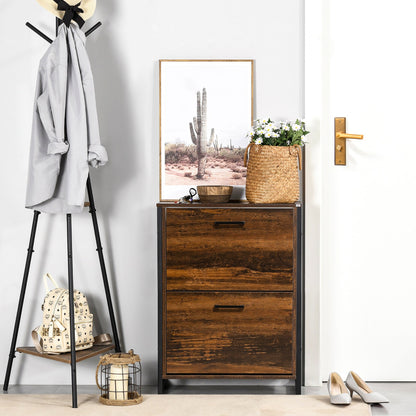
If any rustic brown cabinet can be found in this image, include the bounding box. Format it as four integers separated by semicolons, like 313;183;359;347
157;203;303;393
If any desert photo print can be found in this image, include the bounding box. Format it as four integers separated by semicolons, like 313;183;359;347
159;60;253;200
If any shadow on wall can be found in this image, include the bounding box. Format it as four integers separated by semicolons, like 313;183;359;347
87;0;139;215
82;0;141;350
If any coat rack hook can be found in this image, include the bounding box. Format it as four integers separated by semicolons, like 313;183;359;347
25;22;53;44
85;22;102;37
27;20;101;44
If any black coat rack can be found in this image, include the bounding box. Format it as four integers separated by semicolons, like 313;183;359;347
3;18;121;409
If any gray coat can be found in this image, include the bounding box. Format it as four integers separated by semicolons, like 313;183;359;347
26;23;107;213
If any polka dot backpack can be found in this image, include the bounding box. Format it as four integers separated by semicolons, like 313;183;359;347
32;273;94;354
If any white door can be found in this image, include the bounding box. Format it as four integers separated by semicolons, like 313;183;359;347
305;0;416;382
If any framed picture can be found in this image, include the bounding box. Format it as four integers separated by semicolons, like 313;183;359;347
159;59;254;201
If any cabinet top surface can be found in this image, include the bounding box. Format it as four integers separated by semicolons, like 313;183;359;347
157;201;301;208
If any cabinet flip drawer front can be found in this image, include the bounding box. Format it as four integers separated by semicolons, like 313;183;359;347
165;208;295;291
165;292;295;375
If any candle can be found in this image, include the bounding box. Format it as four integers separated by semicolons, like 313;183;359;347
108;364;128;401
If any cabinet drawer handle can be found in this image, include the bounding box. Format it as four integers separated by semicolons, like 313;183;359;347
213;221;245;228
213;305;245;312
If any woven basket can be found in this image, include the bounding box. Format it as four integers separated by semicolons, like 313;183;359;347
244;144;302;203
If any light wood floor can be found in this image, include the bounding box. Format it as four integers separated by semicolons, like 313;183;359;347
2;383;415;415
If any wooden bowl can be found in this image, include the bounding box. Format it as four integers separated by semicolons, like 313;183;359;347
197;186;233;203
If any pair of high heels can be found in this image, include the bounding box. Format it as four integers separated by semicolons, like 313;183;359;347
328;371;389;405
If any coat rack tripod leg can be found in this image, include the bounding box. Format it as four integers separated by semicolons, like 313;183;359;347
66;214;78;408
3;210;41;392
86;175;121;353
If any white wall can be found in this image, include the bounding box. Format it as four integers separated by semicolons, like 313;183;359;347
0;0;305;386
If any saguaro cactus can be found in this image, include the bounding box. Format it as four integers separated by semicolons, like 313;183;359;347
212;133;220;154
189;88;215;178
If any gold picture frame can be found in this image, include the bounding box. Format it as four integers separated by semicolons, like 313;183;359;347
159;59;254;201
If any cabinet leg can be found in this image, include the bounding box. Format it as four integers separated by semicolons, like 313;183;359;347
295;380;302;395
158;378;169;394
67;214;77;408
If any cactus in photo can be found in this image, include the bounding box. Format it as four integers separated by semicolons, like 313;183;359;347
189;88;215;178
212;133;220;154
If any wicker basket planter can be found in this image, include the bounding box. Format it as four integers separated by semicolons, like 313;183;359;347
244;143;302;203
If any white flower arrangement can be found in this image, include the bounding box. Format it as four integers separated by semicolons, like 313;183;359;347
247;118;309;146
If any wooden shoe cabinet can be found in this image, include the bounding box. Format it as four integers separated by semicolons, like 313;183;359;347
157;202;304;393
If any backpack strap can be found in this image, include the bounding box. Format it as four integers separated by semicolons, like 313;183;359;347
31;326;43;353
43;273;59;293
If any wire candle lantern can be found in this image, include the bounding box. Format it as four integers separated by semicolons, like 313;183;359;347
96;349;142;406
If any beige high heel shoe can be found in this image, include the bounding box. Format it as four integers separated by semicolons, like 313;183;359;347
345;371;389;404
327;372;351;405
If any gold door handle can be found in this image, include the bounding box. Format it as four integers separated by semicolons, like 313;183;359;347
336;133;363;140
334;117;364;165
